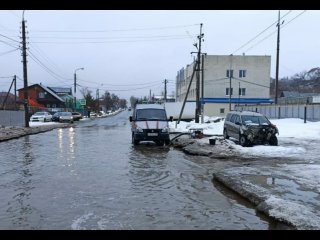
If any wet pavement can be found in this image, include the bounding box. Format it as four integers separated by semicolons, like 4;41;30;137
0;111;290;229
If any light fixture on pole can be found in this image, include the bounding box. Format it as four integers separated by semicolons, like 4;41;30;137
74;67;84;111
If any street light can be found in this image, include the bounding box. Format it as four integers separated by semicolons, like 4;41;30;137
74;67;84;111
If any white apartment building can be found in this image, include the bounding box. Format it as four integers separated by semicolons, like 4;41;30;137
176;55;272;117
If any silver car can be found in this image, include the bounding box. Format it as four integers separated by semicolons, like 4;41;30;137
30;111;52;122
59;112;74;123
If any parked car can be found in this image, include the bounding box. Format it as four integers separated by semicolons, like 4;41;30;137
52;112;63;122
59;112;74;123
72;112;82;121
52;112;74;123
30;111;52;122
129;104;173;146
223;110;279;147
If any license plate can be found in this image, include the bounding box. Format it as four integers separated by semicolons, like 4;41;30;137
148;133;158;136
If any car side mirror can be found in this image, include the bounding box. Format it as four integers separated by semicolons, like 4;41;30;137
169;116;173;122
235;121;240;125
129;116;133;122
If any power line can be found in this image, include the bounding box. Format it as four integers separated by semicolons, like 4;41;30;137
0;48;19;56
0;39;20;49
244;10;307;53
29;42;70;79
28;34;197;40
29;36;195;44
31;24;200;33
27;49;72;84
76;78;160;87
0;33;20;43
231;10;292;55
77;82;163;92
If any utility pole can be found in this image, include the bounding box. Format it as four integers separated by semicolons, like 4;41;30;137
2;76;15;110
177;62;197;125
74;67;84;111
201;53;206;123
14;75;16;110
74;72;76;111
164;79;168;103
149;89;151;102
238;82;241;108
21;11;29;127
195;23;204;123
275;10;283;105
96;88;99;111
229;55;233;111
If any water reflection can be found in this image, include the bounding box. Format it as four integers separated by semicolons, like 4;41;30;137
128;145;171;191
6;136;40;229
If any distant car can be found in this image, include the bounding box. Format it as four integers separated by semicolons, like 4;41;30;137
52;112;63;122
30;111;52;122
223;110;279;147
52;112;74;123
59;112;74;123
72;112;82;121
90;112;97;117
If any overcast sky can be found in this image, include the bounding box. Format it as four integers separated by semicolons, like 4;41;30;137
0;10;318;101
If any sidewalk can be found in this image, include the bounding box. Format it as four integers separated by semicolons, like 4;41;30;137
0;122;70;142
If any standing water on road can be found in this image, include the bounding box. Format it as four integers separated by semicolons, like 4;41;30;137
0;111;288;229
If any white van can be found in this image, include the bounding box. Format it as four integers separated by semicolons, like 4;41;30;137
129;104;173;145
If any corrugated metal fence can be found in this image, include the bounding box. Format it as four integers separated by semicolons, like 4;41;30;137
0;110;25;127
235;104;320;121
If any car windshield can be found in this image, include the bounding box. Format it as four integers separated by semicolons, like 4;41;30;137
241;115;270;125
136;109;167;121
61;112;72;116
34;112;46;116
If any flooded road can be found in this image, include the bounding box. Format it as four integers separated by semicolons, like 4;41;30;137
0;111;287;229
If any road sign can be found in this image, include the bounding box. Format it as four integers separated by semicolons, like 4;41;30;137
79;99;86;106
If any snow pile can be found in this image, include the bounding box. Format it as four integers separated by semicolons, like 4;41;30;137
265;196;320;230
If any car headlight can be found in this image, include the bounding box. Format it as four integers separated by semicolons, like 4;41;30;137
136;127;143;133
161;127;169;133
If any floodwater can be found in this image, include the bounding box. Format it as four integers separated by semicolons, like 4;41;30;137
0;111;289;229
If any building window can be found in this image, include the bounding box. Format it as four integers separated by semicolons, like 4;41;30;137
226;88;233;96
239;70;246;78
239;88;246;96
220;108;225;114
226;69;233;78
39;92;45;98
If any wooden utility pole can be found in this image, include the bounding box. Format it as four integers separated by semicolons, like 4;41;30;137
164;79;168;102
177;62;197;124
195;23;204;123
229;55;233;111
275;10;280;104
14;75;16;110
22;12;29;127
201;53;206;123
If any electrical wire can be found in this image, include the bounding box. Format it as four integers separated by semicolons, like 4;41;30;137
244;10;307;53
231;10;292;55
0;47;19;56
29;36;195;44
31;24;200;33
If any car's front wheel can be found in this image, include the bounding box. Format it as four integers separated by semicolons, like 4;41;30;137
132;133;139;145
269;135;278;146
239;134;248;147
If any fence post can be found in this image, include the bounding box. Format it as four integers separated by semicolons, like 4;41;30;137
304;106;307;123
278;106;281;119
